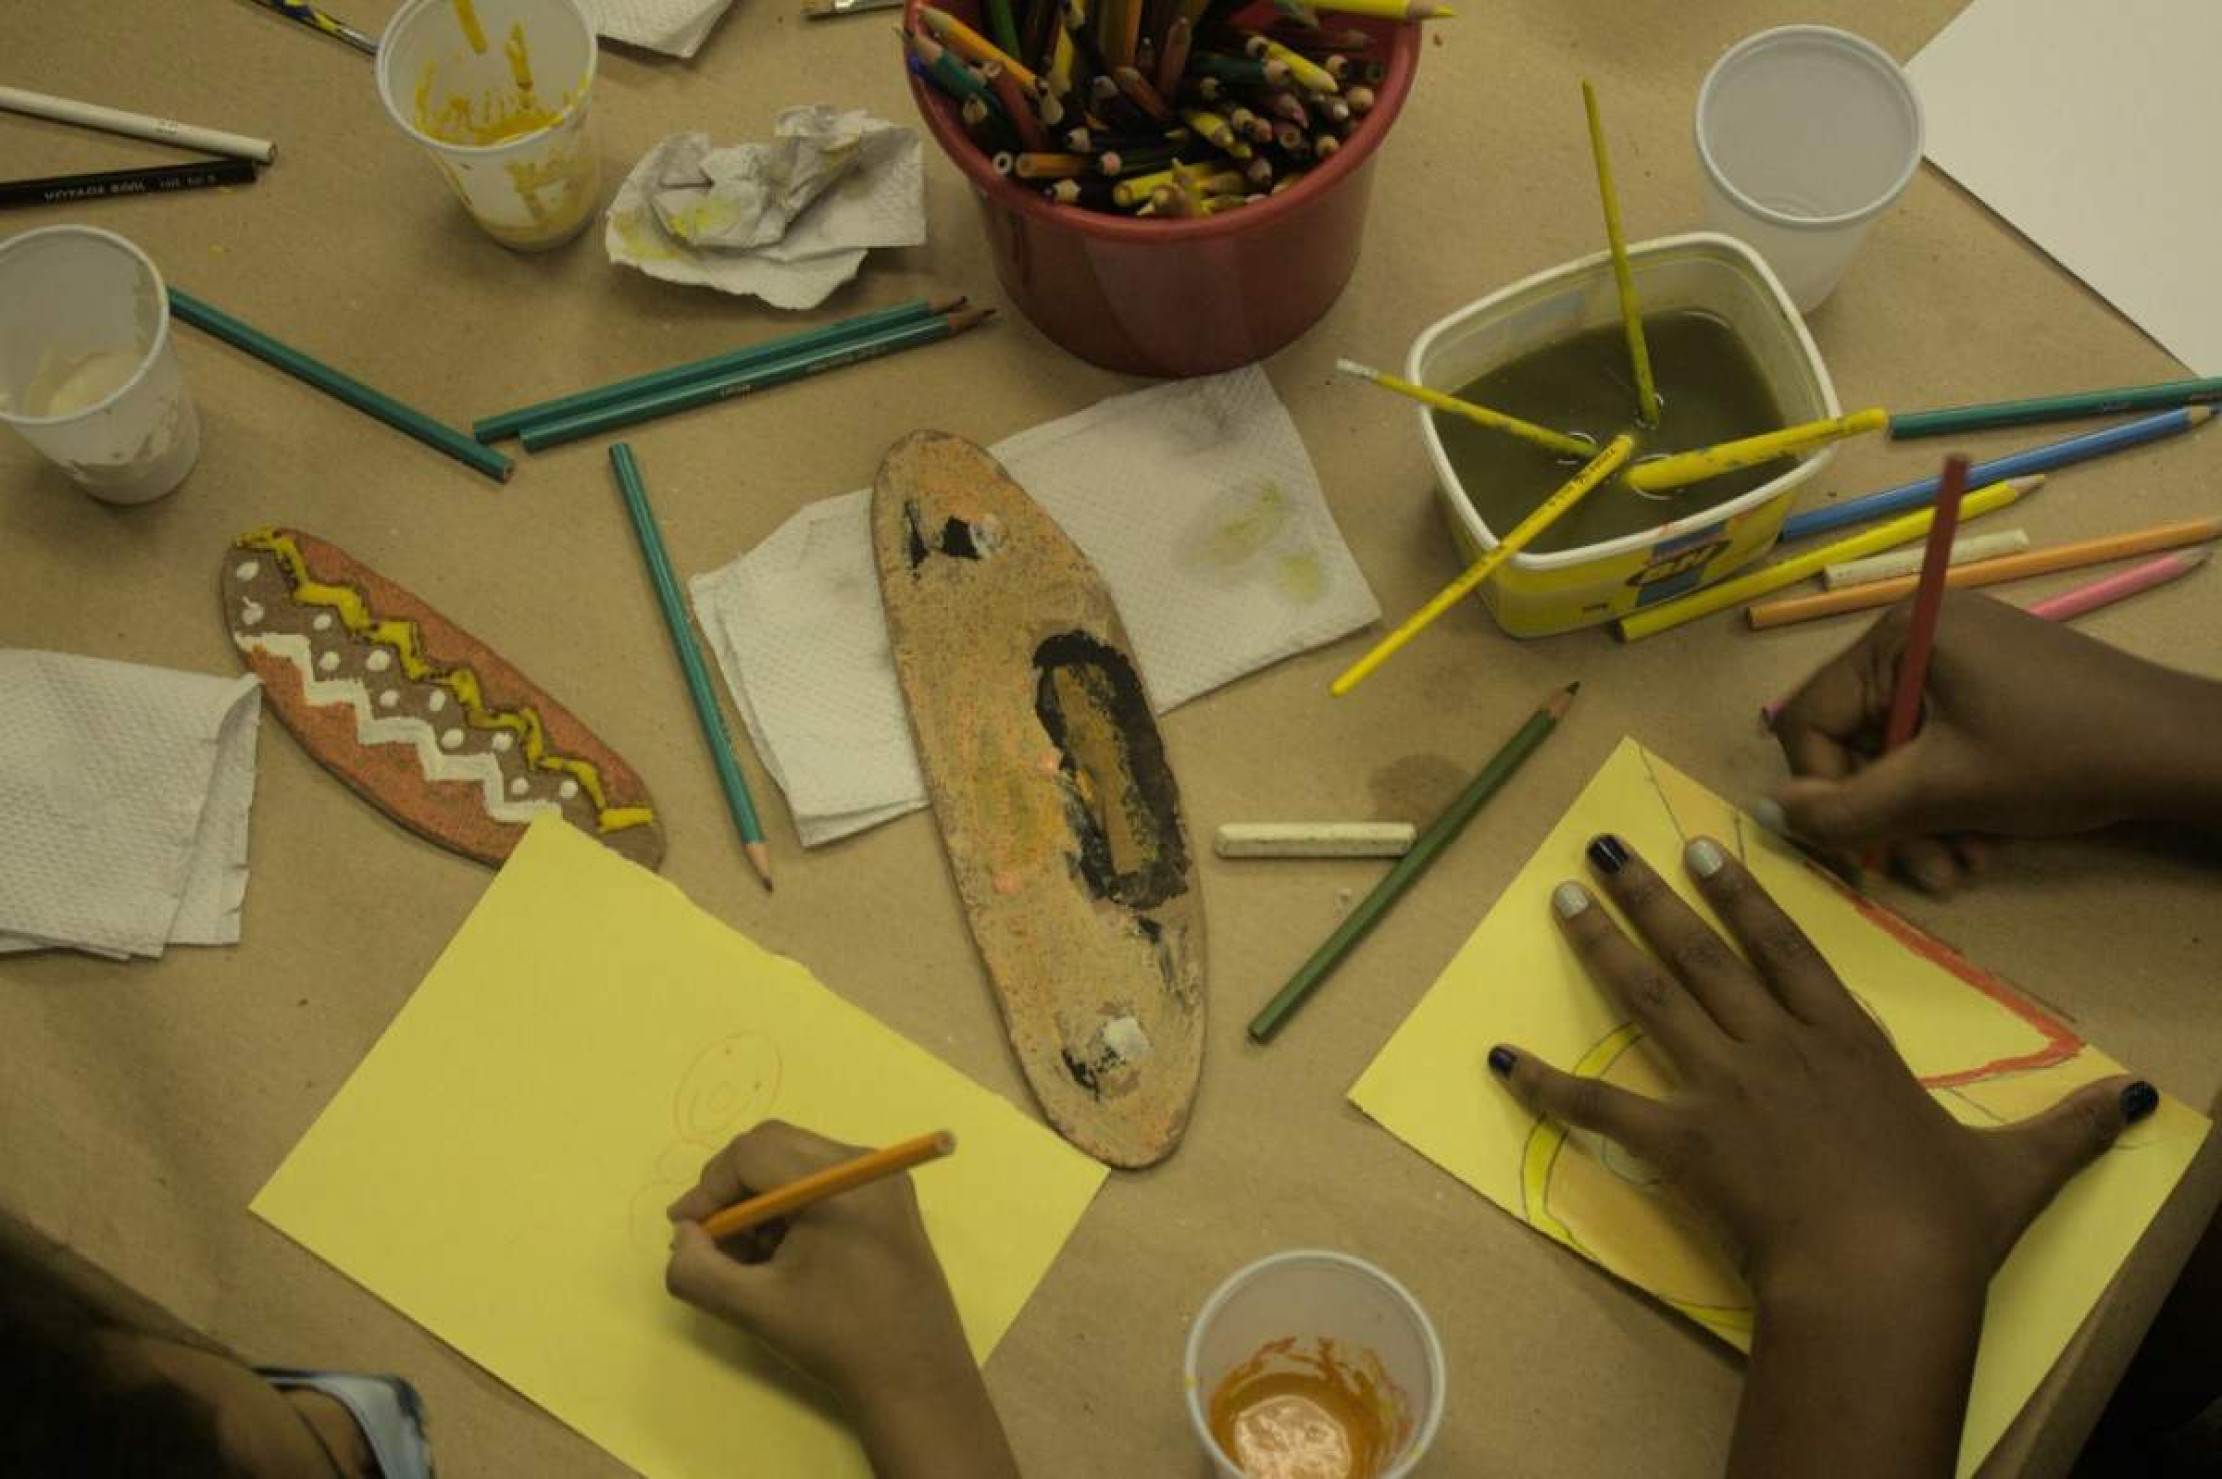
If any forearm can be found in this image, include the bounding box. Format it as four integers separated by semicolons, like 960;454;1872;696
2134;670;2222;830
1729;1262;1986;1479
852;1364;1022;1479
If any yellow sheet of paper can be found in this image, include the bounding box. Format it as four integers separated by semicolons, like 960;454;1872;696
1350;738;2208;1477
253;815;1107;1479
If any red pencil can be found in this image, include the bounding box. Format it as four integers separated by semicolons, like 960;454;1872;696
1882;454;1972;753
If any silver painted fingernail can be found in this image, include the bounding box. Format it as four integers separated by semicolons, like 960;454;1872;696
1686;837;1727;878
1750;798;1788;836
1552;882;1591;918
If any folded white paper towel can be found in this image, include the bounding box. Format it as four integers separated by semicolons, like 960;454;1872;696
689;367;1380;846
607;111;926;310
0;651;261;960
579;0;731;59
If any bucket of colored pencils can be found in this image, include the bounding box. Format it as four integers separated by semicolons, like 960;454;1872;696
902;0;1423;377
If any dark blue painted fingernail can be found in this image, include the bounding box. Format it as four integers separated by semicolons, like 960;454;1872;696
1586;834;1630;875
2122;1081;2159;1124
1487;1045;1517;1077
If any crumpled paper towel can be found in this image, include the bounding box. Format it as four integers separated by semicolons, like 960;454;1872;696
578;0;731;60
0;651;261;960
688;366;1382;846
607;109;926;310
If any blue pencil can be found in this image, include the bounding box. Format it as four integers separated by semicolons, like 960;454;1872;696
1780;405;2215;542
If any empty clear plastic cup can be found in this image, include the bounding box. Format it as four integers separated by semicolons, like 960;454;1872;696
0;225;199;505
1185;1250;1446;1479
376;0;602;250
1696;25;1924;313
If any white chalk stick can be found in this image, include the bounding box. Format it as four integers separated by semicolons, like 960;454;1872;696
1822;528;2030;589
0;86;276;165
1215;822;1417;858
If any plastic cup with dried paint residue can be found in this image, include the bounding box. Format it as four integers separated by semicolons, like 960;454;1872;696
375;0;602;250
0;226;199;504
1185;1250;1445;1479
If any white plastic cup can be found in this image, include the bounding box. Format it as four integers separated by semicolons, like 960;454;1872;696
0;226;199;504
1185;1250;1446;1479
375;0;602;251
1695;26;1924;313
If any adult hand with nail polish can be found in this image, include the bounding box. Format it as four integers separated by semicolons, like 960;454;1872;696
1487;832;2156;1479
663;1121;1020;1479
1768;592;2222;893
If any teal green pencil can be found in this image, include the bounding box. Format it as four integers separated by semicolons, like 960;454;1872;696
608;443;773;891
1890;375;2222;440
168;288;512;483
473;295;957;443
521;308;991;451
1247;681;1579;1043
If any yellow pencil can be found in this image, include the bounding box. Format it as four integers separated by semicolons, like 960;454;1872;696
1336;358;1594;459
1333;434;1636;695
1614;474;2038;642
1310;0;1453;17
1623;407;1890;494
919;5;1042;91
1253;35;1340;93
1582;80;1659;428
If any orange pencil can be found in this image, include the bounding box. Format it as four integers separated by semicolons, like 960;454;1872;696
919;5;1042;92
699;1131;957;1240
1746;516;2222;629
1156;15;1193;96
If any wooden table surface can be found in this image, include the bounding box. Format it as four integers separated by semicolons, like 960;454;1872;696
4;1;2218;1474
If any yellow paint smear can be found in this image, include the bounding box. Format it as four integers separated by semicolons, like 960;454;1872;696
239;530;653;835
413;17;564;146
453;0;489;52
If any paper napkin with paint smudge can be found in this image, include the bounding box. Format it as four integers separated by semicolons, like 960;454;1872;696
0;650;261;959
606;112;925;310
689;366;1381;846
579;0;731;59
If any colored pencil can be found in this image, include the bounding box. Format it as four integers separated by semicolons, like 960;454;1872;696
807;0;907;18
1747;517;2222;629
0;86;276;165
244;0;379;54
984;0;1024;57
1335;434;1634;694
1622;407;1889;494
920;5;1043;91
699;1132;955;1239
167;287;511;482
1778;406;2214;542
1315;0;1451;17
1823;527;2028;589
1890;376;2222;440
0;157;256;210
1247;681;1577;1042
1880;455;1971;756
2025;548;2210;621
907;30;1005;114
1248;35;1339;93
1582;81;1658;427
1335;359;1593;458
985;63;1050;150
474;298;955;442
1615;475;2033;642
607;443;773;892
520;308;993;451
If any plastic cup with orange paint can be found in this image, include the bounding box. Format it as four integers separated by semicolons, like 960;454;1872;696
1185;1250;1446;1479
375;0;603;250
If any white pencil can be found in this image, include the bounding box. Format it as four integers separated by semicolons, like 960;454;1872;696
0;86;276;165
1215;823;1418;859
1822;528;2030;589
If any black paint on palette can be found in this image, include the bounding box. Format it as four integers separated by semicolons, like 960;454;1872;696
1032;630;1189;913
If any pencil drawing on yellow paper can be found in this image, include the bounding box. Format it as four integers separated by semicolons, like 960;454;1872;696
1350;738;2209;1478
253;814;1106;1479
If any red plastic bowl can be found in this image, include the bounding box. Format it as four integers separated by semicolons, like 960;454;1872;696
904;0;1420;377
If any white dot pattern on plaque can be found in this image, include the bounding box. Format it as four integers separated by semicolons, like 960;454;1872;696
312;613;333;632
509;777;529;797
559;780;579;800
491;732;513;752
241;599;264;626
440;729;463;751
365;650;392;673
378;691;399;710
316;651;339;674
428;692;447;713
234;560;258;580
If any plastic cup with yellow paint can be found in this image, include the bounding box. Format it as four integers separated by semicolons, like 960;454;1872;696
0;225;199;504
375;0;603;250
1185;1249;1446;1479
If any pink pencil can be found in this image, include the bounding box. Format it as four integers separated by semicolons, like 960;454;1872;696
2025;547;2210;620
1761;545;2212;726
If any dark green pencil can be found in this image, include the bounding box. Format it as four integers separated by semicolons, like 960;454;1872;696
1889;375;2222;440
1247;680;1579;1043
